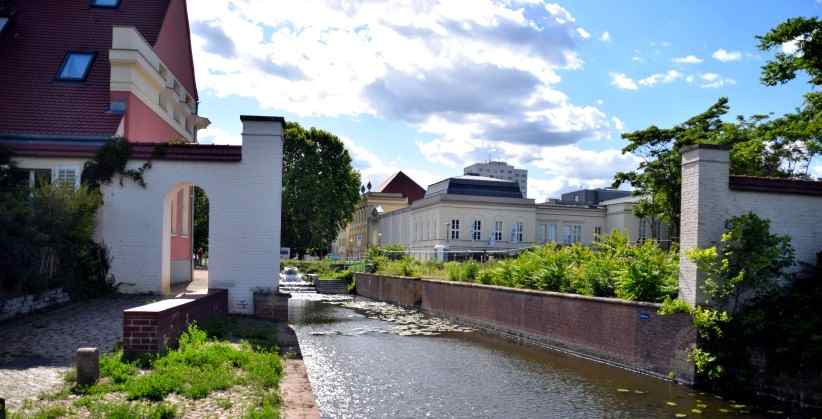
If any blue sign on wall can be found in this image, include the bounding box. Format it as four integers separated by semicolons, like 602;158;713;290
639;312;650;320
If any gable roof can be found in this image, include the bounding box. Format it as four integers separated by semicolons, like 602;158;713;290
377;171;426;203
0;0;172;138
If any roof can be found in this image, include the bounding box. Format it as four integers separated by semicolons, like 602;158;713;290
598;195;641;206
1;135;241;162
730;175;822;196
426;176;524;199
377;171;426;203
0;0;172;138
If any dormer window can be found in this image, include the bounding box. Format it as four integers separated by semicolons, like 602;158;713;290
56;52;95;81
90;0;121;8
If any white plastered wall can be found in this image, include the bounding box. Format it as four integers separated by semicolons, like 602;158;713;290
97;117;283;314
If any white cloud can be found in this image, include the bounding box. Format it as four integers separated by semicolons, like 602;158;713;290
189;0;608;159
672;55;702;64
712;48;742;62
611;116;625;132
782;39;800;54
197;126;241;145
342;136;445;189
638;69;683;86
693;72;736;88
599;31;611;42
609;72;638;90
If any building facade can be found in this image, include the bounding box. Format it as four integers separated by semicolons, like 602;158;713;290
464;161;528;198
331;171;426;258
377;177;665;259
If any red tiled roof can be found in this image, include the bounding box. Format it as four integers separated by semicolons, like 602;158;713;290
4;137;242;162
0;0;171;138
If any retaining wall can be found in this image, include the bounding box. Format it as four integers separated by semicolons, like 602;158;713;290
123;288;228;357
315;279;349;294
0;288;71;322
355;273;695;382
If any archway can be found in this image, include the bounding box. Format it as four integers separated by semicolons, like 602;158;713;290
162;182;212;295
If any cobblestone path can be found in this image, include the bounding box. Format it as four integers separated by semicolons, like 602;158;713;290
0;294;154;410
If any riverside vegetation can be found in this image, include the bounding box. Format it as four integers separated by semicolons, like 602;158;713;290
9;319;284;418
369;232;679;303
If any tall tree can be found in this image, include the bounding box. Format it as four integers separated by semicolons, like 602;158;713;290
757;17;822;177
192;186;209;255
281;122;361;258
612;98;731;239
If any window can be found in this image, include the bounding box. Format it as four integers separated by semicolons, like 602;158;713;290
109;100;127;114
639;218;647;241
515;222;524;242
450;219;460;240
55;167;78;188
56;52;95;81
594;226;602;240
547;224;557;243
493;221;503;241
472;219;482;241
573;225;581;243
0;17;8;33
90;0;121;8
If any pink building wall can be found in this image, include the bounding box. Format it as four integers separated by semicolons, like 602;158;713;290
153;0;198;101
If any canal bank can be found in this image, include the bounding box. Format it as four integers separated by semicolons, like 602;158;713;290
354;273;695;383
289;293;763;418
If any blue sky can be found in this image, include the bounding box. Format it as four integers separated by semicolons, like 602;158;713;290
189;0;821;201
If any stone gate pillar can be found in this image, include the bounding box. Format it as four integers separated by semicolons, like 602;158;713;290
678;144;731;306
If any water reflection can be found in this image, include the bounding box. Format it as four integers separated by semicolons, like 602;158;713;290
290;295;765;419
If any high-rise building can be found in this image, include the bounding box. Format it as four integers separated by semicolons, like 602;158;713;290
464;161;528;197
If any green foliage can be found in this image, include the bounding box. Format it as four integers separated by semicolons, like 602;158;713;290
81;137;151;189
688;213;795;314
0;182;114;297
657;297;691;315
367;244;407;260
373;231;679;303
89;323;282;405
192;186;209;255
674;213;797;384
281;122;361;257
615;240;678;302
757;17;822;87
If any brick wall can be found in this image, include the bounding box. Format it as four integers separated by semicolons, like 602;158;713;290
123;289;227;357
355;273;695;382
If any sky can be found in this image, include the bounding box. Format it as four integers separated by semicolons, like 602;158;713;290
188;0;822;202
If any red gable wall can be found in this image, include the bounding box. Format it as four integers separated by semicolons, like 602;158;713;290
380;171;426;203
153;0;198;101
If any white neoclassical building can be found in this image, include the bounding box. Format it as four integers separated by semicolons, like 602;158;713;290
372;175;666;259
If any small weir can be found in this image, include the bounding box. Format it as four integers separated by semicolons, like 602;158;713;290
290;293;767;419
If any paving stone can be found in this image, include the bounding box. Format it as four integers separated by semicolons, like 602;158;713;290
0;294;153;410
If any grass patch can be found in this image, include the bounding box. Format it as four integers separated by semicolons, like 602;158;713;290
9;405;68;419
55;321;283;417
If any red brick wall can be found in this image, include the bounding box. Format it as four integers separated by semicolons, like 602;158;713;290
123;289;227;357
355;273;695;382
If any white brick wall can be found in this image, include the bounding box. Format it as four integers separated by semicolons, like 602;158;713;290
679;146;822;306
99;116;283;314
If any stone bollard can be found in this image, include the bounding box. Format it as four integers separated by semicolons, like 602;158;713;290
76;347;100;386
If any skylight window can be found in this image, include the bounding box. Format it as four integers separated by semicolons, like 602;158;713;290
56;52;95;81
0;17;9;33
90;0;121;8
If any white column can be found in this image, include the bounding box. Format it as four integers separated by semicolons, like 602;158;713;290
678;145;731;306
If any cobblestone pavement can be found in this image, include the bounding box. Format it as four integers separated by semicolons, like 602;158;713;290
0;294;154;410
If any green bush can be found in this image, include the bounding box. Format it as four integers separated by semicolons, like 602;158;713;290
372;231;680;303
0;182;115;297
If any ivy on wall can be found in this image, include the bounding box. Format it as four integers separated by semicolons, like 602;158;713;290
81;137;152;189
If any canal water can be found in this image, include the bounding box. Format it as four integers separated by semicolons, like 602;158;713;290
289;294;766;419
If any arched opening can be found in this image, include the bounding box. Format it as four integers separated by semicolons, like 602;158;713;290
162;182;210;295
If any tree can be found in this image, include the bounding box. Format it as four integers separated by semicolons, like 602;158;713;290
612;98;733;238
757;17;822;87
758;17;822;178
192;186;209;255
281;122;361;258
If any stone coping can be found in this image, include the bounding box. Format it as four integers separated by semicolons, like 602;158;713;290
358;273;663;309
124;288;228;313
